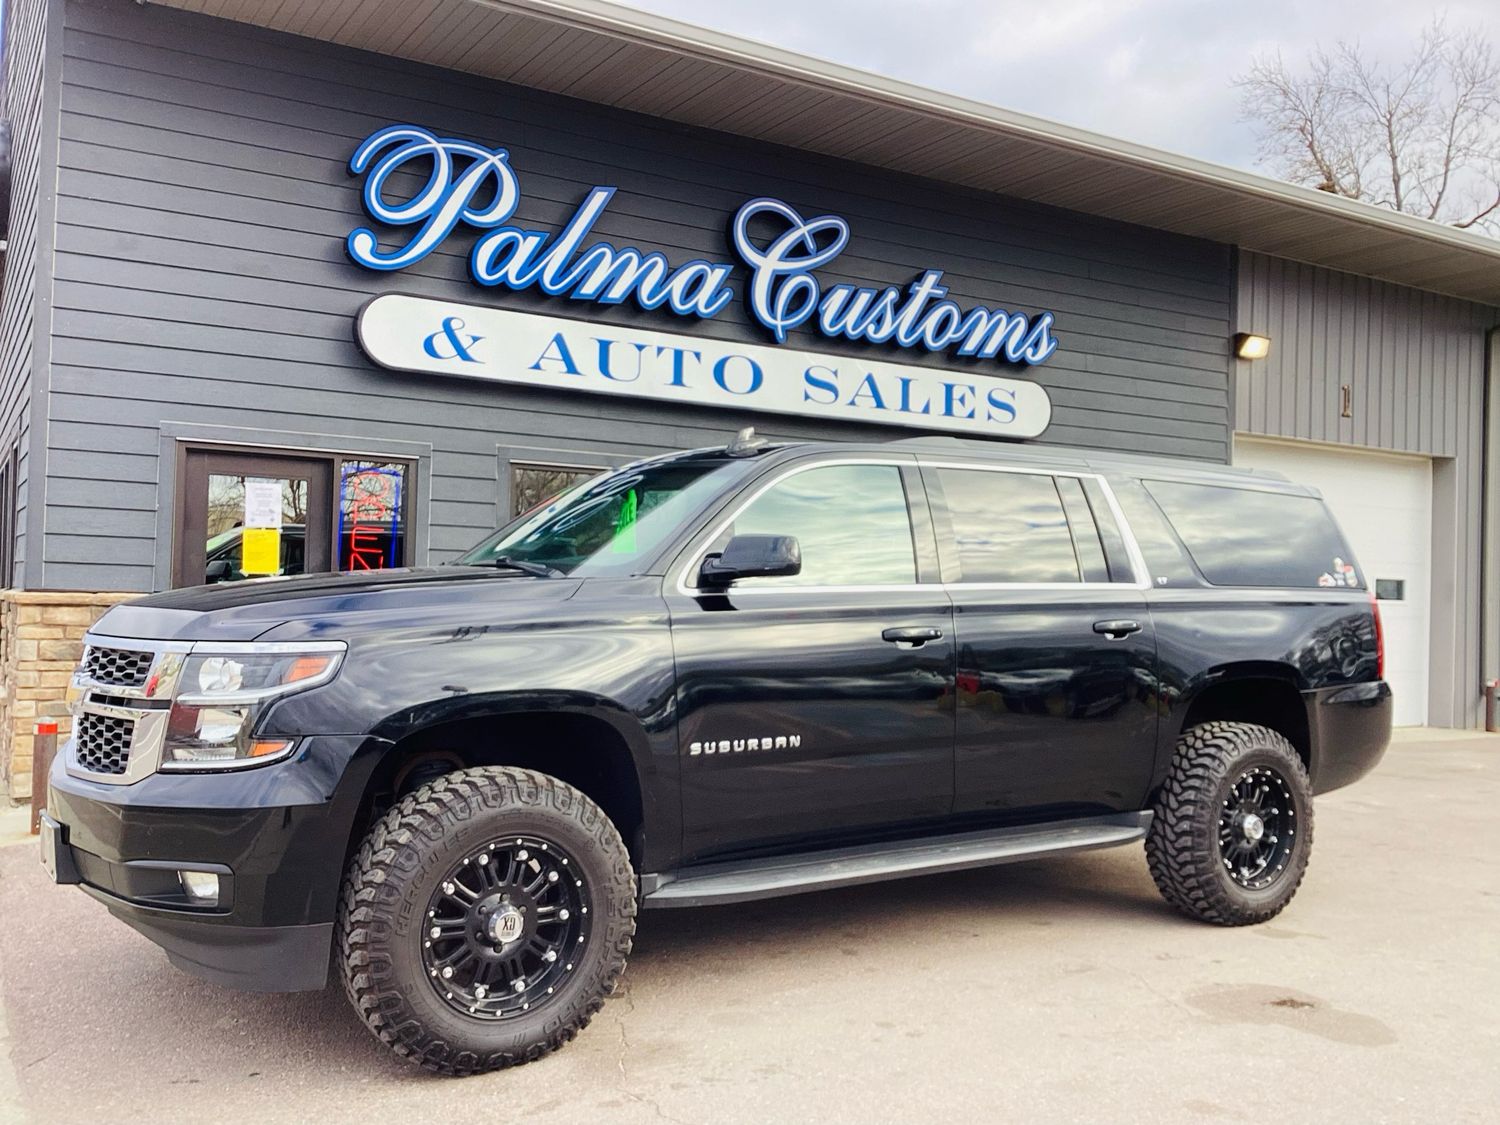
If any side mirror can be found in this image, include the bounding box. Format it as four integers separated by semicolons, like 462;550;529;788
699;534;801;587
204;560;233;583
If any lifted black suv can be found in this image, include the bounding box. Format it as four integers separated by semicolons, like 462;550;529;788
42;433;1391;1075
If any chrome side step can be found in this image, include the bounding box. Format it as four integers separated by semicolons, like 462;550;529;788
641;811;1152;908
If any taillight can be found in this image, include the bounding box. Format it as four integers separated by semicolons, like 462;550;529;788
1370;590;1385;680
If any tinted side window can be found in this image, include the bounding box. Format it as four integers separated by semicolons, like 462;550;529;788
934;468;1080;583
1144;480;1360;589
732;464;916;587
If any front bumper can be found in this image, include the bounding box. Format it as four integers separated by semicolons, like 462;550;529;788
44;734;385;992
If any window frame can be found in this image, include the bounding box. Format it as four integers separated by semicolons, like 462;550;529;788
172;442;417;588
1141;476;1360;591
508;460;611;521
918;460;1149;590
0;444;16;589
336;457;417;573
675;456;936;595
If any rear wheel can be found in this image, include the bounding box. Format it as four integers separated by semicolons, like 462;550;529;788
337;766;635;1075
1146;721;1314;926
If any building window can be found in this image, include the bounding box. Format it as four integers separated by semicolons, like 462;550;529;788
510;463;603;519
176;446;414;587
339;461;410;571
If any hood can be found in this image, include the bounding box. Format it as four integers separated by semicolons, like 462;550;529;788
90;567;585;642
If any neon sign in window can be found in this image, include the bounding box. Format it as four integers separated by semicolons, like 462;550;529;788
339;462;407;571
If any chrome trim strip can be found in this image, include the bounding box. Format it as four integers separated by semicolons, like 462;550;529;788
176;640;349;655
85;636;195;653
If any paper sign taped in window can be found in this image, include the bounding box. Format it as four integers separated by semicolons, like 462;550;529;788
241;527;281;575
243;479;284;529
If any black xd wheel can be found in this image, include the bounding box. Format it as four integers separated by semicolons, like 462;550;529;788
1145;721;1315;926
337;767;635;1075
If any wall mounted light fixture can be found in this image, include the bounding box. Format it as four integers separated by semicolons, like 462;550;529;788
1234;333;1272;360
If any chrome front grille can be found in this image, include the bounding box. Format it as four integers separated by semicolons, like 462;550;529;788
82;645;155;689
68;636;186;785
74;712;135;775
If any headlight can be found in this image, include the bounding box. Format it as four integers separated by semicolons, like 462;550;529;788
161;644;345;769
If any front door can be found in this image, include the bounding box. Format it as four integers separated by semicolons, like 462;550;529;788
920;464;1159;818
668;458;955;863
176;449;334;588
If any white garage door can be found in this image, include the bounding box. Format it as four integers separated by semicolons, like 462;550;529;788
1233;436;1431;727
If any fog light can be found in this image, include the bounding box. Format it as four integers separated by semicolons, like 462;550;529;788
178;870;220;906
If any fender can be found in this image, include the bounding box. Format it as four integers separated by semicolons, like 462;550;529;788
369;689;659;808
1154;663;1311;790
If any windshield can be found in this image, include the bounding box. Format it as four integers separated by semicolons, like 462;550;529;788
456;456;748;577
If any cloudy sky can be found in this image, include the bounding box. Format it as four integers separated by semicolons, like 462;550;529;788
622;0;1499;173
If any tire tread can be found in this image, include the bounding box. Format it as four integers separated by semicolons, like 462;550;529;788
336;766;635;1076
1145;721;1314;927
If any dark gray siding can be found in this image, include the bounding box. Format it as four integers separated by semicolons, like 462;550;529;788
0;0;49;588
45;0;1231;593
1233;249;1500;727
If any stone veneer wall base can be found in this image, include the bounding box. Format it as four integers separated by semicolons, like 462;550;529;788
0;591;138;804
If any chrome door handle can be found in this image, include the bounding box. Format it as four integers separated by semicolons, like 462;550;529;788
882;626;944;647
1092;619;1142;639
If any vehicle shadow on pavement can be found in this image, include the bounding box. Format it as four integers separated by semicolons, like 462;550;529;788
1;840;1169;1092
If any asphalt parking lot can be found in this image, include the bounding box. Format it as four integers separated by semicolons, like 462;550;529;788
1;730;1496;1124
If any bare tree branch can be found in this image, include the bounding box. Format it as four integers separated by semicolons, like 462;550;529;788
1237;19;1500;235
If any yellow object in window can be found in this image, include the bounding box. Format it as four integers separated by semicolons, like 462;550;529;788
241;527;281;576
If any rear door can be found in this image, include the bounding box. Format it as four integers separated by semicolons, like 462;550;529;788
667;456;955;862
921;462;1159;818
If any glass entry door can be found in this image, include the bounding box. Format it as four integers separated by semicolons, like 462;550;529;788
176;450;333;587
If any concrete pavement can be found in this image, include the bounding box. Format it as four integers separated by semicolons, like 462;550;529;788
1;732;1496;1124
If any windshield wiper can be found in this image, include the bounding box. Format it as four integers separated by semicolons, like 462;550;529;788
475;555;564;578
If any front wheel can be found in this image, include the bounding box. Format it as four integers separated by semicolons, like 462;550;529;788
337;767;636;1075
1146;721;1314;926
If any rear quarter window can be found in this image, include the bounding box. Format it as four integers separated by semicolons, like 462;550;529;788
1144;479;1361;590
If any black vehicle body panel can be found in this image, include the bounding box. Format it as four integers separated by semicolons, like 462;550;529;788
42;436;1392;993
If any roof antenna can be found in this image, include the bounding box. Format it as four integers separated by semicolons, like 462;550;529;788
724;426;769;457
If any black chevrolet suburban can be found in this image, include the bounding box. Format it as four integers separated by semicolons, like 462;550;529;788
41;432;1391;1075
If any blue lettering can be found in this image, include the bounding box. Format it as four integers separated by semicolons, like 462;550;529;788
849;373;888;411
987;386;1019;423
732;198;846;342
595;338;647;382
803;365;839;404
942;382;976;419
712;355;763;395
655;345;701;387
348;125;519;271
347;126;1061;366
529;332;582;375
892;272;947;347
897;376;931;415
1021;313;1060;364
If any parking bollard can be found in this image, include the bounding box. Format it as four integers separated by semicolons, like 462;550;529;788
29;720;59;836
1488;681;1499;734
